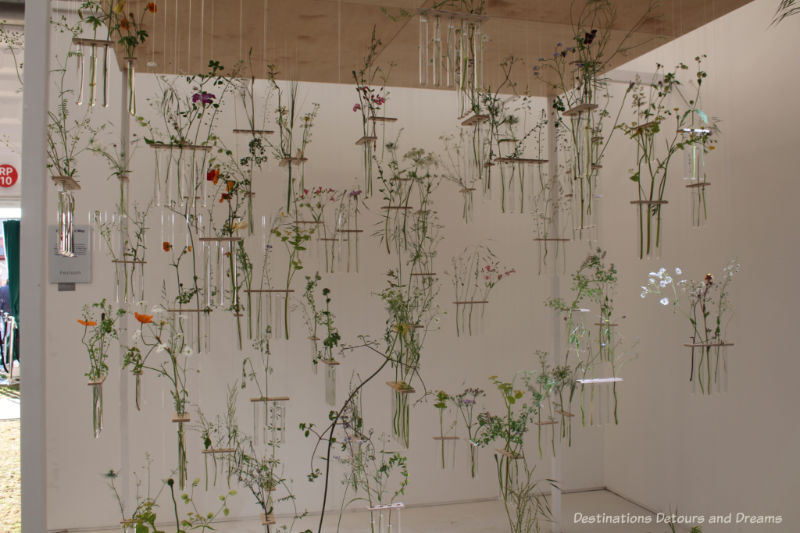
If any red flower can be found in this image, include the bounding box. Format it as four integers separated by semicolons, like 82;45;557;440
219;193;231;203
206;168;220;185
120;18;130;30
146;2;157;13
162;241;172;252
353;103;361;112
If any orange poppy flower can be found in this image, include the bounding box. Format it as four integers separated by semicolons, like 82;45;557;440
146;2;157;13
163;241;172;252
226;180;235;192
186;245;193;252
77;319;98;327
120;18;129;30
134;312;153;324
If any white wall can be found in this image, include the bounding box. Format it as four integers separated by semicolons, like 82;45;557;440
43;18;605;531
600;1;799;531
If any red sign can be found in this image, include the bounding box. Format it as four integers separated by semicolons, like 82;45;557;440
0;164;17;188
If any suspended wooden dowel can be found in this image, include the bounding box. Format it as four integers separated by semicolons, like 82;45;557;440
563;103;599;117
233;128;275;135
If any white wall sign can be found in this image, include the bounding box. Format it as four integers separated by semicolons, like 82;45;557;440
48;225;92;284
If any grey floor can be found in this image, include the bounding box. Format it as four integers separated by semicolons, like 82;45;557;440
77;489;668;533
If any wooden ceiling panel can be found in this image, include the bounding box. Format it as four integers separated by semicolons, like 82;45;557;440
116;0;753;95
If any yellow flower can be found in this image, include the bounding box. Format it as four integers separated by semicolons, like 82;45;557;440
113;1;125;14
232;221;248;231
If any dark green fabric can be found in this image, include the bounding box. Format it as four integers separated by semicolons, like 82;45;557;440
3;219;19;321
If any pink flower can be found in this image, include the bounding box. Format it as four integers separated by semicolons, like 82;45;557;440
353;103;361;112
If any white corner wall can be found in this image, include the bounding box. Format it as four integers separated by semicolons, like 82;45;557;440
43;19;604;531
600;1;800;531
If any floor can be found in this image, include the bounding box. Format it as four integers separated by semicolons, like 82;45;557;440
74;489;669;533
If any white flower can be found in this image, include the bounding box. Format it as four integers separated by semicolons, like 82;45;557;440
156;343;168;353
151;304;167;315
131;329;142;343
660;297;669;306
659;280;668;288
649;278;656;285
649;272;658;277
657;268;666;276
674;267;682;275
182;346;194;356
664;276;672;284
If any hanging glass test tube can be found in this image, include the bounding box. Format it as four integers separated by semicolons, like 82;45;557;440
88;42;97;106
419;15;429;86
368;502;404;533
269;399;287;443
101;43;110;107
446;17;456;88
53;176;79;257
323;361;337;406
683;136;709;227
126;57;136;115
74;41;84;105
432;15;442;87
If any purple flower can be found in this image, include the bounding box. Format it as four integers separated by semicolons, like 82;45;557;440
349;189;363;198
192;91;215;105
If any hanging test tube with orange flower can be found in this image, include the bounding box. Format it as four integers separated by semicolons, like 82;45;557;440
78;299;124;438
124;305;194;489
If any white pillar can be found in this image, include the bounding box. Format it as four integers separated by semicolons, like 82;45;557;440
547;96;562;533
118;58;132;513
20;1;51;532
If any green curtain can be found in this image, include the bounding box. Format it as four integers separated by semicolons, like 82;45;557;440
3;219;19;321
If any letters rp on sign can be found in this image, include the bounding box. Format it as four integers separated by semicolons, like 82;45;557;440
0;164;18;187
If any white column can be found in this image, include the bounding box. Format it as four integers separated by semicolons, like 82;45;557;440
547;95;562;533
20;1;51;532
118;58;132;512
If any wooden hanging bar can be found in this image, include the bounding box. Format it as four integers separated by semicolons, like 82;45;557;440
201;448;236;454
535;419;558;426
683;342;734;348
461;113;489;126
172;412;191;423
453;300;489;305
51;175;81;190
686;182;711;188
232;128;274;135
630;199;668;205
250;396;291;402
432;436;461;441
320;359;341;366
355;135;378;145
493;157;548;165
149;142;212;151
198;236;243;243
279;156;308;167
111;259;147;264
494;448;522;459
418;7;489;22
633;121;658;134
369;116;398;123
563;103;598;116
244;289;295;293
534;237;570;242
386;381;415;393
336;229;364;233
72;37;113;47
459;187;476;193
